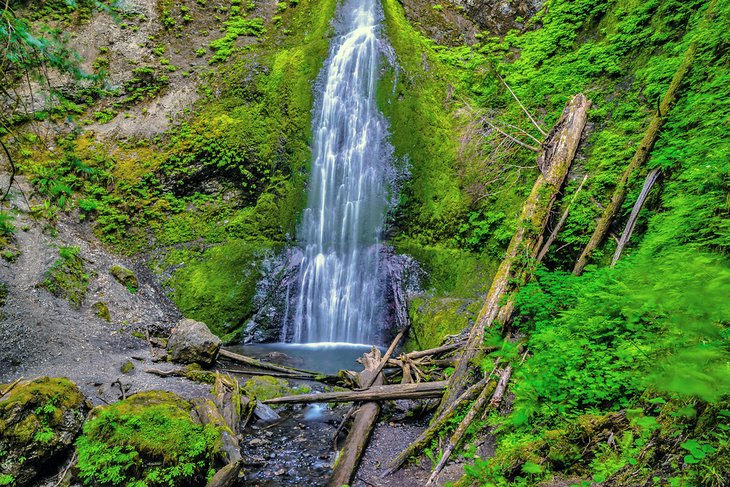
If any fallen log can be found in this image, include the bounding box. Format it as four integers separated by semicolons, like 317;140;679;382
611;167;661;265
218;349;340;384
426;366;512;486
406;341;465;360
382;374;495;477
328;349;385;487
263;380;448;404
436;94;590;417
206;460;244;487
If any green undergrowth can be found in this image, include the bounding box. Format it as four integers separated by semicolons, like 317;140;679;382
75;391;220;486
461;247;730;486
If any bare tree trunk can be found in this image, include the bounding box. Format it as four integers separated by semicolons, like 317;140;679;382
611;168;661;265
382;375;495;477
264;380;447;404
425;366;512;486
435;94;590;417
573;38;699;275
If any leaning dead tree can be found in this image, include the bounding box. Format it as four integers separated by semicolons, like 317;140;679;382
435;94;591;417
611;167;661;265
572;16;706;274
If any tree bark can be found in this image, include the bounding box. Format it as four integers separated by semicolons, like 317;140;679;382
218;349;339;384
328;349;385;487
536;174;588;262
611;168;661;265
436;94;590;417
573;39;698;275
263;380;448;404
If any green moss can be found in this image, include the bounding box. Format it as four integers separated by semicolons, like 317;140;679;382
120;361;135;374
110;264;138;292
93;301;111;321
184;364;216;384
242;376;294;401
75;391;219;486
169;240;275;339
0;377;86;483
42;246;89;309
407;297;479;350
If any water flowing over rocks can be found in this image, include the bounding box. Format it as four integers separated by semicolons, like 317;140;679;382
289;0;393;345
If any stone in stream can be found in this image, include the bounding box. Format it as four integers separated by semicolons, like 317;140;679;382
0;377;89;486
168;318;221;367
254;400;281;422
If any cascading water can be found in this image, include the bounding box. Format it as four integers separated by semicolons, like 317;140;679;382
290;0;390;344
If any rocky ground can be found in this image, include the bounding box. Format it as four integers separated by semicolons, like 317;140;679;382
0;175;210;404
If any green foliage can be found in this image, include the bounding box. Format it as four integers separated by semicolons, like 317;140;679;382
42;245;89;308
169;240;274;340
75;391;219;486
208;16;265;63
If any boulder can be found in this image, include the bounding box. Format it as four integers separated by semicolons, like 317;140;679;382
75;391;222;486
168;318;222;367
0;377;89;486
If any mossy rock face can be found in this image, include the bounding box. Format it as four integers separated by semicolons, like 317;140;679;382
75;390;221;486
0;377;88;486
110;264;138;292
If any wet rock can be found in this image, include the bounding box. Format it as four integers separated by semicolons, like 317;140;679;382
0;377;89;486
168;318;221;366
254;401;281;422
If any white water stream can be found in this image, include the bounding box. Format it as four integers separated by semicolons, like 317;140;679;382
289;0;389;344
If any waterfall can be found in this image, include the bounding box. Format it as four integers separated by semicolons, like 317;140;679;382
290;0;389;344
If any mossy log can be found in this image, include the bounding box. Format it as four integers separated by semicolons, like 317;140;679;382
218;349;340;384
263;380;447;404
436;94;590;416
328;349;385;487
572;36;699;275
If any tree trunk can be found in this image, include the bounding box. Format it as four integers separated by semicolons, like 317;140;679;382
426;366;512;486
436;94;590;417
263;380;447;404
611;168;661;265
382;376;495;477
573;38;698;275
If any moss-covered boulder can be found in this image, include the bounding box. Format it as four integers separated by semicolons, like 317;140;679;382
75;391;221;486
110;264;138;292
0;377;88;486
168;319;222;367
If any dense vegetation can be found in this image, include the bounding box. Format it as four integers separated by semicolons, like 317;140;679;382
1;0;728;485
